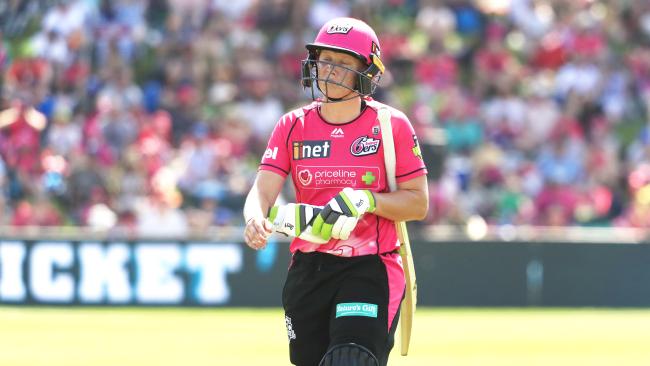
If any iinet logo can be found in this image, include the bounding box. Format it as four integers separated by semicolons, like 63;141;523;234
331;128;344;138
292;140;331;160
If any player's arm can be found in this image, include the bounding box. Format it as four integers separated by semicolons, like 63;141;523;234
372;175;428;222
243;170;285;250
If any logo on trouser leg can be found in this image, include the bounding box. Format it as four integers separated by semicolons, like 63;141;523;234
335;303;378;318
285;315;296;340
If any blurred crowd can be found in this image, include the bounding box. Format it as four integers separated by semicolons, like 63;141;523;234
0;0;649;237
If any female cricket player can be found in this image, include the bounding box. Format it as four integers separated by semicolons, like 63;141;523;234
243;17;428;366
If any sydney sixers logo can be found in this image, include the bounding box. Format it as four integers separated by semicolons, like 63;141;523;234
350;136;380;157
298;169;313;186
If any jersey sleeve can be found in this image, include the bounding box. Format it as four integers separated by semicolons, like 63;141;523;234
391;109;428;183
259;112;293;177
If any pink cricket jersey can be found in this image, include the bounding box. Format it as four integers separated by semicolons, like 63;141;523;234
260;98;427;257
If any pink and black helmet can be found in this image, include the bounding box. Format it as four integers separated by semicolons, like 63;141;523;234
301;17;385;98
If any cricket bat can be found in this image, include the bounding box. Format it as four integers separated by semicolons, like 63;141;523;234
377;108;417;356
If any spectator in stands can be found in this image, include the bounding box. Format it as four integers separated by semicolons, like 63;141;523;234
0;94;47;180
134;185;188;238
45;103;82;157
11;195;63;227
177;122;221;203
518;79;560;152
236;60;284;153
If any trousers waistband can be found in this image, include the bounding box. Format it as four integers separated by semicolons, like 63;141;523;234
293;249;398;264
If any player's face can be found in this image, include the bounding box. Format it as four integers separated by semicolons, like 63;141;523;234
316;50;364;99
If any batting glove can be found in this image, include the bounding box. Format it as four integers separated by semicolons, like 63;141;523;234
268;203;328;244
311;188;376;241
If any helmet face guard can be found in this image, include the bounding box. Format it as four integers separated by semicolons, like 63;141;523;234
300;55;383;101
300;17;385;102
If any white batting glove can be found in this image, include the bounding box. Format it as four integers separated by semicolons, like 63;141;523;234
311;188;376;241
267;203;328;244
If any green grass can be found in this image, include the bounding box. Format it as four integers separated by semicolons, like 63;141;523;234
1;307;649;365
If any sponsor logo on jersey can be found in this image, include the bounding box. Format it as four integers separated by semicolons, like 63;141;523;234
372;126;380;135
361;171;376;185
296;165;380;189
331;128;344;138
298;169;313;186
292;140;331;160
411;135;422;160
326;23;352;35
263;146;278;160
350;136;380;157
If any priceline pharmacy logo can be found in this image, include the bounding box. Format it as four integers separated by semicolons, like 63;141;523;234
296;166;380;189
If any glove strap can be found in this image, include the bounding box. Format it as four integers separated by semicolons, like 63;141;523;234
364;190;376;213
267;206;279;221
295;203;303;236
